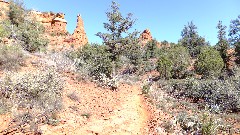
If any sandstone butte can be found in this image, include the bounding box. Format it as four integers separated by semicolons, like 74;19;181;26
0;0;88;49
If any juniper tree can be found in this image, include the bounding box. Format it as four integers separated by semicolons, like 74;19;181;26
179;21;208;57
96;1;138;77
229;15;240;64
216;21;229;68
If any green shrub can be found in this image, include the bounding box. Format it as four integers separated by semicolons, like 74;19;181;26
69;44;113;81
4;0;49;52
0;44;25;70
157;54;172;79
0;69;63;133
143;39;158;60
164;77;240;113
17;20;49;52
195;46;224;78
0;24;10;39
121;42;144;74
176;111;220;134
8;0;25;27
157;45;190;79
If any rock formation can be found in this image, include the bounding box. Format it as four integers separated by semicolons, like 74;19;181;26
227;48;236;71
139;29;153;46
32;11;68;35
71;14;88;47
0;0;9;20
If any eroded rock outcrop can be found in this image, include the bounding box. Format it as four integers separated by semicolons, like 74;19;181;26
139;29;153;46
35;12;88;49
227;48;236;71
66;14;88;47
32;11;68;35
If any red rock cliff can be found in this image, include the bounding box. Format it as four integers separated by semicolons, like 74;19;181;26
32;11;68;35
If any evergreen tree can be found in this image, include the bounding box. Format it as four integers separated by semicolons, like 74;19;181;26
229;15;240;64
179;21;208;57
229;15;240;46
144;39;158;60
216;21;229;69
96;1;138;77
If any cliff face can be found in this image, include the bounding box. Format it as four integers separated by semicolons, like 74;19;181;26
33;11;68;35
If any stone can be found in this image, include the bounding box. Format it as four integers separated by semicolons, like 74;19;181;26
139;29;153;46
227;48;236;71
32;11;68;35
71;14;88;47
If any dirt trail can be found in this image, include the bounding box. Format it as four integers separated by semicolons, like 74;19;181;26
0;54;152;135
41;73;149;135
40;75;150;135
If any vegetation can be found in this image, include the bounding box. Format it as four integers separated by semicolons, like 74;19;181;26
216;21;229;69
157;45;190;79
229;15;240;64
179;21;209;57
69;44;113;82
0;43;25;70
195;46;224;78
1;0;49;52
0;0;240;134
96;1;138;79
144;39;158;60
0;69;63;133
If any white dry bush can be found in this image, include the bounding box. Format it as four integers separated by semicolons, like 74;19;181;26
0;68;63;133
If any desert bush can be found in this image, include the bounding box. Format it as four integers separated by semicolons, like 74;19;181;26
67;92;80;102
68;44;113;81
0;44;25;70
163;77;240;113
0;24;10;40
176;111;220;134
157;45;190;79
3;0;49;52
121;42;145;74
0;69;63;133
143;39;158;60
195;46;224;78
17;21;49;52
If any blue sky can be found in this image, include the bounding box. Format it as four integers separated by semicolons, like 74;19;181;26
23;0;239;45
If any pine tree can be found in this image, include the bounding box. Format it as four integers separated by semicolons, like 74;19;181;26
216;21;229;69
179;21;208;57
